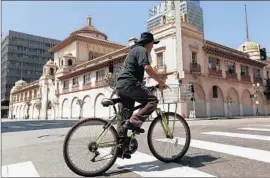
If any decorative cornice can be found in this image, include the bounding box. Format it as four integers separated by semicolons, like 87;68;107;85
205;40;249;58
50;34;126;53
12;82;39;95
203;41;267;68
76;46;130;69
57;47;129;80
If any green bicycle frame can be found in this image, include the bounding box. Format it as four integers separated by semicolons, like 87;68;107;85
94;87;177;148
155;108;174;138
94;112;122;147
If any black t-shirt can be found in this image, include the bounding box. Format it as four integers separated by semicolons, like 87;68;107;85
116;44;150;88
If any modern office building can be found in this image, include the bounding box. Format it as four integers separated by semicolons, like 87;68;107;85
147;0;204;33
1;30;60;117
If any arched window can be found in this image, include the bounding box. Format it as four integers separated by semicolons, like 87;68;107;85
50;68;54;75
68;59;72;66
213;86;218;98
61;60;63;66
242;45;246;52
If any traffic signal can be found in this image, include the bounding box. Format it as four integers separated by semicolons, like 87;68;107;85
108;61;114;73
260;48;267;60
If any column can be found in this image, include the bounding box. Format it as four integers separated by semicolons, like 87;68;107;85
55;103;59;120
253;104;256;116
224;103;228;117
240;104;243;116
40;84;48;120
181;102;188;118
236;63;241;81
206;102;211;118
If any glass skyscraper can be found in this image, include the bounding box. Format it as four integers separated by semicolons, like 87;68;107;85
147;0;204;33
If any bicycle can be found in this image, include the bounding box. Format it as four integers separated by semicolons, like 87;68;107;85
63;84;191;177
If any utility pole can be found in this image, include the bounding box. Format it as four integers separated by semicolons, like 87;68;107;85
245;4;249;40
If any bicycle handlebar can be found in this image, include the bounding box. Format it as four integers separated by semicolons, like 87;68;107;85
146;84;171;92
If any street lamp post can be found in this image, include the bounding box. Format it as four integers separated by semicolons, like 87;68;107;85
252;82;260;116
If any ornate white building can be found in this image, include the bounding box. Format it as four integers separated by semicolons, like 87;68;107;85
8;15;270;120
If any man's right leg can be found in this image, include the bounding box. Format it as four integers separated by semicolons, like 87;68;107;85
118;84;158;130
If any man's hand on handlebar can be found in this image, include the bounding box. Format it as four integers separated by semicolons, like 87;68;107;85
158;80;166;89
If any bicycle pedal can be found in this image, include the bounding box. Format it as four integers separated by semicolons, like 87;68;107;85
120;153;131;159
132;128;145;134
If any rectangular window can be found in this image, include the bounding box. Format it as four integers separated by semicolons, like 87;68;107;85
192;51;197;63
254;69;261;78
213;86;218;98
157;52;164;68
96;70;105;81
267;71;270;78
89;52;93;61
227;62;235;73
72;77;79;87
63;80;69;89
208;57;220;70
240;65;249;75
83;73;91;84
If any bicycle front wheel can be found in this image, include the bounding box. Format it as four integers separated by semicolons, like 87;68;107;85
147;112;191;163
63;118;119;177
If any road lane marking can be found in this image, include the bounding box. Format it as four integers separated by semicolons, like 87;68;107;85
99;149;215;177
8;126;24;129
201;131;270;141
27;124;44;127
156;138;270;163
2;161;40;177
238;128;270;132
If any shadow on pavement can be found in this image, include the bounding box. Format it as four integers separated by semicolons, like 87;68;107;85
176;154;219;168
101;154;218;176
103;169;132;177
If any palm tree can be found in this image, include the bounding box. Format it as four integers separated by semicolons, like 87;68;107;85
24;99;31;120
76;99;85;120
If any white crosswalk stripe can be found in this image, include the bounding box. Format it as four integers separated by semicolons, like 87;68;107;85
201;131;270;141
2;161;40;177
238;128;270;132
99;148;215;177
156;138;270;163
98;125;270;176
3;122;270;177
253;125;270;127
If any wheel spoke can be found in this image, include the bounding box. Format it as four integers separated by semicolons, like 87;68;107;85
148;113;191;162
63;118;118;177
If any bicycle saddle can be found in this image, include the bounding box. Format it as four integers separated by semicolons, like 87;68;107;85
101;98;122;107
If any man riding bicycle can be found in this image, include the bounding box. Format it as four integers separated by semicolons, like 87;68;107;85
115;32;166;158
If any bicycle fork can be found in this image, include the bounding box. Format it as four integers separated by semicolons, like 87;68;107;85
155;108;174;139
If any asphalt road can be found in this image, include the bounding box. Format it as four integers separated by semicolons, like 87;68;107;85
2;117;270;177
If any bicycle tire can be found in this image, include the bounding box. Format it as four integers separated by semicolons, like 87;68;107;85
147;112;191;163
63;118;119;177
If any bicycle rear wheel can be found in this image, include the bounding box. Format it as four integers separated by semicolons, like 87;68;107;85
63;118;119;177
147;112;191;163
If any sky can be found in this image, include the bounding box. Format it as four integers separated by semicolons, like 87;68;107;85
2;1;270;51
